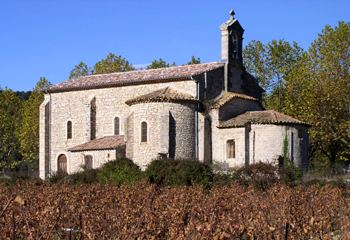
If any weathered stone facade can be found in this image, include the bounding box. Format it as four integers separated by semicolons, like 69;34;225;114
39;11;309;179
128;102;196;169
210;121;309;169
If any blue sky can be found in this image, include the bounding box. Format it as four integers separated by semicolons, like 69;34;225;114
0;0;349;91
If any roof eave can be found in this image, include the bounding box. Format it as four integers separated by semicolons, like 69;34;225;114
126;98;198;106
217;122;311;129
69;146;124;152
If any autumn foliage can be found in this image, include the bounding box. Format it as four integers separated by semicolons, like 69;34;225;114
0;181;349;239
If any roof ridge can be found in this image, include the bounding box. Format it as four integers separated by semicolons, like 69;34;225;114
77;61;223;79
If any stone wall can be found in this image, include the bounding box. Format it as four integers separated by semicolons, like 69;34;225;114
213;124;308;169
205;67;225;100
39;96;50;179
210;108;307;168
129;102;196;169
68;150;116;173
198;98;262;163
218;98;262;121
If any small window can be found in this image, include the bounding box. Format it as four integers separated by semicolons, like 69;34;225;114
141;121;148;142
84;155;93;169
114;117;120;135
226;139;235;159
67;121;72;139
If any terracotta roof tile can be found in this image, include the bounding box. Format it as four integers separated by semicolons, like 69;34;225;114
125;87;197;106
68;135;125;152
48;62;225;93
206;92;259;109
218;110;310;128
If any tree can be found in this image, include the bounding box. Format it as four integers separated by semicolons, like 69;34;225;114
0;88;22;170
284;21;350;169
93;53;134;74
187;56;201;65
69;61;91;79
146;58;175;69
17;77;51;168
243;40;304;110
243;40;270;89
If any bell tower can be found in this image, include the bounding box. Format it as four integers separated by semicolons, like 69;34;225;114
220;10;244;67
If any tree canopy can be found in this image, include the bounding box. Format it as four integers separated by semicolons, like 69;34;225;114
146;58;176;69
243;40;304;110
17;77;51;167
93;53;135;74
187;56;201;65
69;61;91;79
0;89;22;169
283;21;350;167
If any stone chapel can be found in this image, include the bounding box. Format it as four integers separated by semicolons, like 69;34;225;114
39;11;309;179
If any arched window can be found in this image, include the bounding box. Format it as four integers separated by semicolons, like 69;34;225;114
114;117;120;135
141;121;148;142
84;155;93;169
57;154;67;173
226;139;235;159
67;121;72;139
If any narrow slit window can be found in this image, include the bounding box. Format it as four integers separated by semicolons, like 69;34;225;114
90;98;96;140
298;129;303;139
114;117;120;135
226;139;235;159
141;121;148;142
67;121;72;139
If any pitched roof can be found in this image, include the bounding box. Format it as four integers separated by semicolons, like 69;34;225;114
206;92;259;109
218;110;310;128
68;135;125;152
48;62;225;93
125;87;197;106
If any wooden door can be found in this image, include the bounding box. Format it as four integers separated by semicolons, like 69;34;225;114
57;154;67;174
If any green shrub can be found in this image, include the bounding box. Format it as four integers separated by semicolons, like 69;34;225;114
65;168;99;184
47;169;99;185
97;158;143;186
235;162;279;191
46;171;68;184
280;158;302;186
212;172;236;185
145;159;213;188
0;174;16;186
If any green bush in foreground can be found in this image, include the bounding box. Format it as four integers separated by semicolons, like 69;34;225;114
145;159;213;188
46;158;143;186
280;158;302;186
97;158;144;186
42;158;346;191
